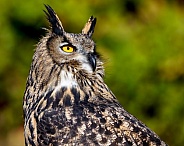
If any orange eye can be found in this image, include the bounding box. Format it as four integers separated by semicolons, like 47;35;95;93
61;46;74;53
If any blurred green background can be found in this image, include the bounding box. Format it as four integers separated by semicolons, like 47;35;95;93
0;0;184;145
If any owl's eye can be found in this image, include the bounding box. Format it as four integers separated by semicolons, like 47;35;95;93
61;46;74;53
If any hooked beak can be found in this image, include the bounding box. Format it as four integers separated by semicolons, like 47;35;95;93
88;53;96;72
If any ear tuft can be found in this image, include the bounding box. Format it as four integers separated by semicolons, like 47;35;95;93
44;4;64;35
82;16;97;38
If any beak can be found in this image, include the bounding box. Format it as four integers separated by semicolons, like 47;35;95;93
88;53;96;72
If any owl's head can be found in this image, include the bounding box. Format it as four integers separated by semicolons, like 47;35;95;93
41;5;101;74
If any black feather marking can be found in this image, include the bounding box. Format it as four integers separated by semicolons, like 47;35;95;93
44;4;64;35
29;120;35;139
98;125;105;134
100;117;106;124
82;16;97;38
104;127;112;135
52;88;65;108
115;137;123;143
84;93;89;102
46;96;54;107
28;137;36;146
100;137;107;144
88;16;97;37
63;94;72;106
91;122;97;129
71;87;80;104
44;89;54;100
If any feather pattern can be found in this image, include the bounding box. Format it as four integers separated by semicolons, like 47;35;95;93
23;5;168;146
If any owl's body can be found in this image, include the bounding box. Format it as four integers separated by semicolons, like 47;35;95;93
23;5;167;146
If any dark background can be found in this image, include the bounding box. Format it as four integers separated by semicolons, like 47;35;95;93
0;0;184;145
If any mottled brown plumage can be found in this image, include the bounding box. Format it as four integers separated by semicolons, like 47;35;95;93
23;5;168;146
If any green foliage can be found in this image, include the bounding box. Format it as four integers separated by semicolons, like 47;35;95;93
0;0;183;145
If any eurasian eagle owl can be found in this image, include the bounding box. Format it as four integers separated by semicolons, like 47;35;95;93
23;5;167;146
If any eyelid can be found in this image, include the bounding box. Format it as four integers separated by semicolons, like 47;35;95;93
60;42;69;47
60;42;76;48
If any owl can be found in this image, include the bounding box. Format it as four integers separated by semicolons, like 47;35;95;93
23;5;168;146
